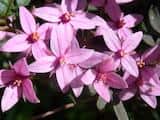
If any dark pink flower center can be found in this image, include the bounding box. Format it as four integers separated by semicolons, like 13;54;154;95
116;19;125;28
136;79;143;86
13;79;22;87
97;73;107;83
116;49;126;57
59;57;66;65
27;32;40;43
59;12;74;23
137;59;145;68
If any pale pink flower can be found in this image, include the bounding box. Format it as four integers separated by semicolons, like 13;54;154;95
105;0;143;39
119;45;160;108
33;0;99;30
1;6;49;60
81;58;127;102
103;31;143;77
28;24;94;93
0;58;39;112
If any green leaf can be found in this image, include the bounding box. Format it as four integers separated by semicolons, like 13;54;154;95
16;0;31;6
113;101;129;120
149;5;160;34
96;96;106;110
0;2;8;16
143;34;155;46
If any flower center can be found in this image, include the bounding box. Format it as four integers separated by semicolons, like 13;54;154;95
97;73;107;83
117;50;126;57
13;79;22;87
116;19;125;28
137;59;145;68
136;79;143;86
60;12;74;23
27;32;40;43
59;57;66;65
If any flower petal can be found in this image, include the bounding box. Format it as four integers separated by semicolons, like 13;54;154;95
71;13;96;30
66;48;94;64
28;56;56;73
1;34;30;52
94;81;111;102
19;6;36;34
50;24;73;56
121;55;139;77
123;14;143;28
107;72;128;89
123;31;143;53
33;7;61;22
13;57;30;76
105;0;121;22
81;69;96;85
1;86;20;112
22;79;40;103
32;41;50;60
61;0;78;12
119;88;137;101
140;94;157;108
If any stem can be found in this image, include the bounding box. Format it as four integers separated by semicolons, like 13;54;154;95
113;101;129;120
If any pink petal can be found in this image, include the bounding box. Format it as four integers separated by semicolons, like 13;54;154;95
91;0;105;7
94;81;111;102
121;55;139;77
33;7;61;22
123;31;143;53
117;28;132;40
103;27;121;52
116;0;134;4
71;75;84;97
123;14;143;28
66;48;94;64
98;58;116;73
61;0;78;12
0;31;15;40
22;79;40;103
19;7;36;34
1;86;20;112
32;41;50;60
71;13;96;30
13;57;30;76
81;69;96;85
50;24;73;56
1;34;30;52
56;66;72;92
105;0;121;22
79;52;106;69
140;94;157;108
119;88;137;101
107;72;128;89
28;56;56;73
142;45;160;64
37;23;52;40
0;70;15;87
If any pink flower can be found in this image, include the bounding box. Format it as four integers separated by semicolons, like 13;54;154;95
119;45;160;108
33;0;99;30
0;58;39;112
81;58;127;102
28;24;94;93
104;31;143;77
106;0;143;39
1;6;49;60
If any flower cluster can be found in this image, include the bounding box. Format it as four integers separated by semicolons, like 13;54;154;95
0;0;160;112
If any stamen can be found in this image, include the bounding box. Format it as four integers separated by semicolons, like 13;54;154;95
13;79;22;87
137;59;145;68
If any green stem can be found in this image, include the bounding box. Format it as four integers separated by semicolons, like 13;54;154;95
113;101;129;120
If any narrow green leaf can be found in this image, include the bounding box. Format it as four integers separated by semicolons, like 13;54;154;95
113;101;129;120
16;0;31;6
96;96;106;110
143;34;155;46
